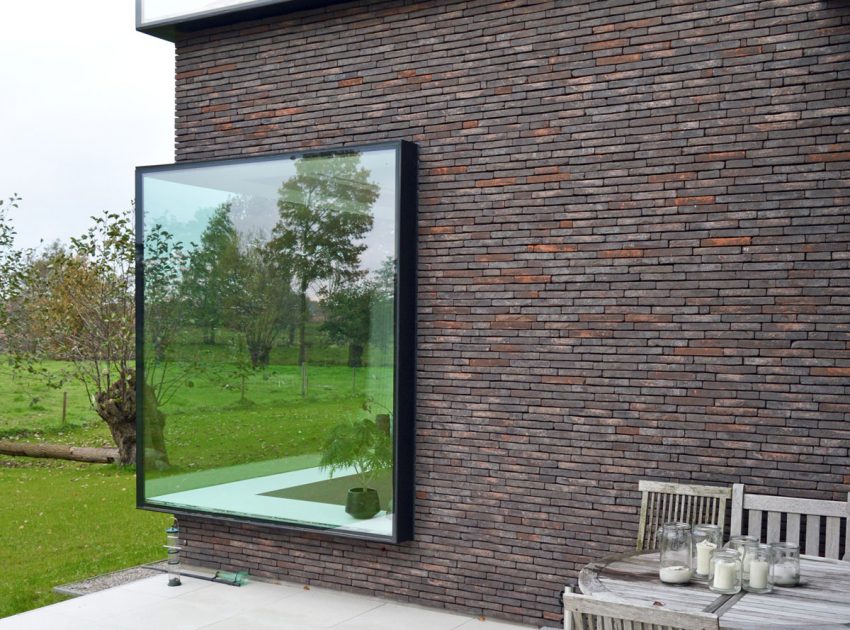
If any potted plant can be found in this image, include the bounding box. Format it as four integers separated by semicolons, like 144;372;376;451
320;415;392;519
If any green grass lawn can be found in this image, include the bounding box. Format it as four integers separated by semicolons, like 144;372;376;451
0;360;96;436
0;462;170;618
0;346;394;619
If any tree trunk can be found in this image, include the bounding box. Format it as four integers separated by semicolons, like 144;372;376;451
298;286;308;366
348;343;364;368
298;281;309;397
247;337;271;369
143;381;169;470
0;441;118;463
94;372;137;466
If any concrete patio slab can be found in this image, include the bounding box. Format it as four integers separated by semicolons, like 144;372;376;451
0;574;541;630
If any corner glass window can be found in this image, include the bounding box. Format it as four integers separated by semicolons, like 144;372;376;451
136;142;416;542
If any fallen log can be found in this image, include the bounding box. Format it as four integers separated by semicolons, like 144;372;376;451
0;441;120;464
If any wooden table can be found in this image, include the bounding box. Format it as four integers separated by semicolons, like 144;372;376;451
579;552;850;629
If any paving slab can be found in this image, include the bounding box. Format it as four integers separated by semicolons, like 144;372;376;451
1;572;543;630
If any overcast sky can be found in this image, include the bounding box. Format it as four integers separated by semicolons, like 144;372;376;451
0;1;175;250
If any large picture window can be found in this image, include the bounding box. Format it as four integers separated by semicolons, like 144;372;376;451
135;142;416;542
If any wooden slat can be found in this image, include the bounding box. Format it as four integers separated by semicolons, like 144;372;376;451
564;592;719;630
786;513;801;545
845;492;850;562
730;484;743;537
732;484;850;561
638;481;732;499
766;512;781;543
716;496;727;534
637;490;650;551
636;480;732;551
743;493;847;518
806;514;822;556
825;517;840;559
748;509;762;540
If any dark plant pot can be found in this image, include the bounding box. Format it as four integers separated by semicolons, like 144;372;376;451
345;487;380;519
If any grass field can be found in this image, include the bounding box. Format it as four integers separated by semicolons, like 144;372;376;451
0;344;393;618
0;360;95;436
0;464;170;618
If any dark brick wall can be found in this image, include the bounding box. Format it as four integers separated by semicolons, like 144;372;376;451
171;0;850;625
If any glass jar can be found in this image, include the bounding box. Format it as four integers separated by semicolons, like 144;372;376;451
658;522;693;584
726;535;759;579
709;549;742;594
743;544;773;593
770;542;800;586
691;524;722;582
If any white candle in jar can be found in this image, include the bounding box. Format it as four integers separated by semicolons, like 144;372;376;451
713;561;737;590
773;564;798;586
748;559;769;589
660;565;692;584
696;540;716;575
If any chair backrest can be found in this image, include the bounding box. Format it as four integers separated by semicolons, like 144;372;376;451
730;484;850;560
564;592;719;630
637;480;732;551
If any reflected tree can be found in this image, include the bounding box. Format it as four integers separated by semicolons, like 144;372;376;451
182;203;239;345
269;154;379;396
322;280;373;392
224;238;297;370
371;257;396;367
143;224;190;469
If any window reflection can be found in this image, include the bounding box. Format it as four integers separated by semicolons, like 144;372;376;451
138;147;401;538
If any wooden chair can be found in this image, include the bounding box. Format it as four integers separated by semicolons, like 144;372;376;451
637;480;732;551
563;591;719;630
730;484;850;560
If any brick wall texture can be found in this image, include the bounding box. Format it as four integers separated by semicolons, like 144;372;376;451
171;0;850;625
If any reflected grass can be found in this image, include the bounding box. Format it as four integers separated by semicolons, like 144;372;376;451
149;363;394;479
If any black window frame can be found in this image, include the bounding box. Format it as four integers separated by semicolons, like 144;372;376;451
134;140;417;543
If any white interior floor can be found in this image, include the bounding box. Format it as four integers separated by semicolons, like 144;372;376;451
0;573;541;630
149;465;392;537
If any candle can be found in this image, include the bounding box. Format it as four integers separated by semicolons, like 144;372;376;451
749;559;769;589
696;540;716;576
713;561;737;591
773;564;798;586
660;565;692;584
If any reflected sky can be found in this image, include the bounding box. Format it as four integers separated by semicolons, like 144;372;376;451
142;149;397;274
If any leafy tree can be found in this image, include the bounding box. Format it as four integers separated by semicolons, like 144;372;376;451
269;155;379;395
4;211;137;464
223;238;297;370
322;280;374;369
182;204;239;345
0;194;25;312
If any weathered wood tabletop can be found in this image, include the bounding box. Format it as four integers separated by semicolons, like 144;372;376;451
579;551;850;629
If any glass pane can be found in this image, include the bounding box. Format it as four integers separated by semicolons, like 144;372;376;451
139;147;400;538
